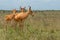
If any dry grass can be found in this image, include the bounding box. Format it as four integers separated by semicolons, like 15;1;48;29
0;10;60;40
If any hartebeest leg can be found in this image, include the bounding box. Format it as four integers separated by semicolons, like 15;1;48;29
5;21;9;31
18;20;24;32
12;20;17;30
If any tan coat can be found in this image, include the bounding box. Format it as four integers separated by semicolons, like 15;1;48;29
5;9;16;21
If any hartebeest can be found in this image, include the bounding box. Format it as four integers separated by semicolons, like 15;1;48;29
14;6;34;22
4;9;17;30
14;6;34;30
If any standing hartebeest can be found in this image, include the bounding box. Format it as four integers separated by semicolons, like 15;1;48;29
14;6;34;22
14;6;34;30
5;9;17;30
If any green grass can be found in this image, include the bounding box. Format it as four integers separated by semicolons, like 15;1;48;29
0;10;60;40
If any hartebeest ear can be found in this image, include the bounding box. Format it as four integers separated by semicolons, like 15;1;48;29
24;7;26;10
20;6;21;8
28;6;31;8
24;7;26;9
29;6;31;8
29;6;31;10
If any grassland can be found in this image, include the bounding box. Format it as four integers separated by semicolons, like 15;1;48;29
0;10;60;40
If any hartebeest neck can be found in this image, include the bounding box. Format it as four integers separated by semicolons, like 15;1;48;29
13;11;16;14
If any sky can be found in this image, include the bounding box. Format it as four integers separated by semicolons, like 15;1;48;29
0;0;60;10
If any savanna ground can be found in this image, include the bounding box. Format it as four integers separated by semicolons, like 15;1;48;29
0;10;60;40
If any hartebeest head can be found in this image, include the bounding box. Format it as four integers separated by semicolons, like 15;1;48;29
27;6;34;16
20;7;26;12
12;9;16;14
